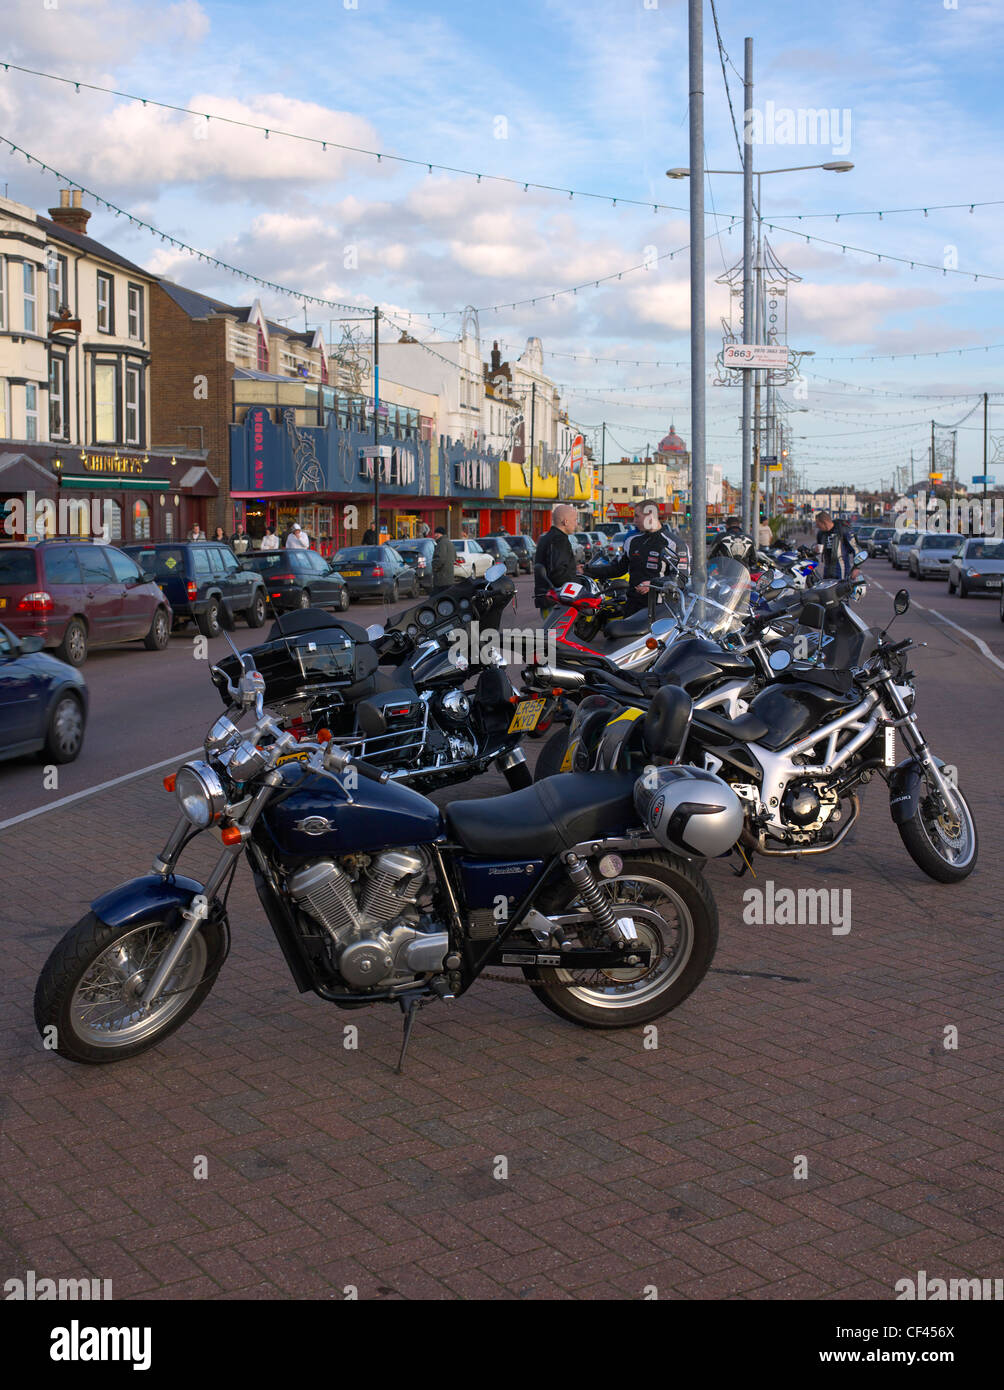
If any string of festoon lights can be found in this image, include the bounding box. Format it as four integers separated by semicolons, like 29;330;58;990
2;61;1003;284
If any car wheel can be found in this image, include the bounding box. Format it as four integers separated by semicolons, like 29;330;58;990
389;580;399;603
947;575;956;594
999;592;1004;622
56;618;88;667
338;588;350;612
42;692;85;764
245;592;267;627
143;607;170;650
299;589;311;609
959;579;968;598
197;599;221;637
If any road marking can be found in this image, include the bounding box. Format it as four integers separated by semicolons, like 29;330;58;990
0;748;201;833
870;575;1004;674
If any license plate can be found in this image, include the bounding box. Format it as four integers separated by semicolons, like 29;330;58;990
987;577;1002;588
508;699;544;734
341;570;362;577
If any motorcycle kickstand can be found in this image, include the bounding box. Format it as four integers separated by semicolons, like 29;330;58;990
395;995;427;1075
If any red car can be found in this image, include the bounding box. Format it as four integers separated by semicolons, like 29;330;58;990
0;540;172;666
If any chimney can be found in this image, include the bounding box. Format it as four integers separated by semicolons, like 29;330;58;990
490;341;501;373
47;188;91;236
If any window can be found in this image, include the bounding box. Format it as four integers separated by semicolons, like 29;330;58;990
94;362;118;442
43;548;82;585
79;548;113;583
97;273;114;333
0;258;6;329
23;263;37;333
105;500;122;541
107;549;142;583
193;549;213;578
49;356;67;439
48;253;68;319
0;379;8;438
127;284;143;341
256;326;268;371
163;511;174;540
132;499;151;541
25;384;38;441
124;365;142;444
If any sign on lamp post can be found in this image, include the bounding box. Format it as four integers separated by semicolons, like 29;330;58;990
723;344;790;370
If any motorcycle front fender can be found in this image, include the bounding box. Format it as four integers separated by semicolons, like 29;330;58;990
91;873;206;928
888;755;946;825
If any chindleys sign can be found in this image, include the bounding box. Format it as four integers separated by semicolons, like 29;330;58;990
77;451;149;475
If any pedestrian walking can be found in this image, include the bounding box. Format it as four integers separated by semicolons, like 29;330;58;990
361;527;378;546
431;526;457;591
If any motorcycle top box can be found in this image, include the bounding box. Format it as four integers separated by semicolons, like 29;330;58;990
212;619;377;706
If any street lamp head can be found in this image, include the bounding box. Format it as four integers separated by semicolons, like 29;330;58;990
665;168;690;180
822;161;854;172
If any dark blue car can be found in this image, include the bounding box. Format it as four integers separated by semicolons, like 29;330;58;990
0;622;88;764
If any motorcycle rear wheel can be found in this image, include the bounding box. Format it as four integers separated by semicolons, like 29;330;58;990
523;852;718;1028
34;911;225;1063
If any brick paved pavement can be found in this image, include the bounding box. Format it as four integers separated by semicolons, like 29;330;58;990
0;585;1001;1300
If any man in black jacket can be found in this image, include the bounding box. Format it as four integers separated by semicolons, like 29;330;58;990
533;504;580;613
587;500;678;614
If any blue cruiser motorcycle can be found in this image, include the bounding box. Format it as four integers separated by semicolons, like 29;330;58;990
34;649;742;1070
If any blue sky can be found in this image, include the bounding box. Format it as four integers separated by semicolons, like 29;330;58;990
2;0;1003;489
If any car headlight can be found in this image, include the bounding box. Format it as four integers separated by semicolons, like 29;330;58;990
966;568;980;578
175;760;227;827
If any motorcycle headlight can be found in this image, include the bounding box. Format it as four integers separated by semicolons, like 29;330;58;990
175;760;227;827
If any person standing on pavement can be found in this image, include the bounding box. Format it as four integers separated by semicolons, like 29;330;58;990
815;510;861;580
533;503;580;614
431;525;457;591
758;518;773;548
260;525;279;551
709;514;758;571
587;500;677;615
187;523;205;541
361;527;378;546
231;525;250;554
286;522;310;549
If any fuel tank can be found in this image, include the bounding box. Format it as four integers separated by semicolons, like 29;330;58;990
748;680;860;751
654;635;755;695
260;767;444;860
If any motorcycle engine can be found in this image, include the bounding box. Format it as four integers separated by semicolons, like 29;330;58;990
780;780;840;834
436;689;471;726
285;850;448;990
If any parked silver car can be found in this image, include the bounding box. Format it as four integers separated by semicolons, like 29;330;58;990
947;537;1004;598
888;528;924;569
908;533;964;580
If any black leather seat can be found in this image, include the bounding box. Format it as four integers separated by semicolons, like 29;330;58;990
603;609;650;642
445;772;638;857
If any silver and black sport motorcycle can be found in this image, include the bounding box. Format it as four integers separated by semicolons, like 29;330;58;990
544;580;978;885
34;648;742;1069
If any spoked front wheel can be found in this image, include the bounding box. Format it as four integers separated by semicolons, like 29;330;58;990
897;778;978;883
523;852;718;1028
34;911;225;1063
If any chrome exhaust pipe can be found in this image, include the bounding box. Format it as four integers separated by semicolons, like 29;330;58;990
534;665;586;687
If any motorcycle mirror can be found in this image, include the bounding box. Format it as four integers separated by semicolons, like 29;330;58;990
484;562;506;583
894;589;910;615
365;623;385;641
853;549;868;566
769;648;793;672
770;575;789;591
650;617;677;640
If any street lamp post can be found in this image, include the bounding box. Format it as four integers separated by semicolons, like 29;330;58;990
667;156;852;535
